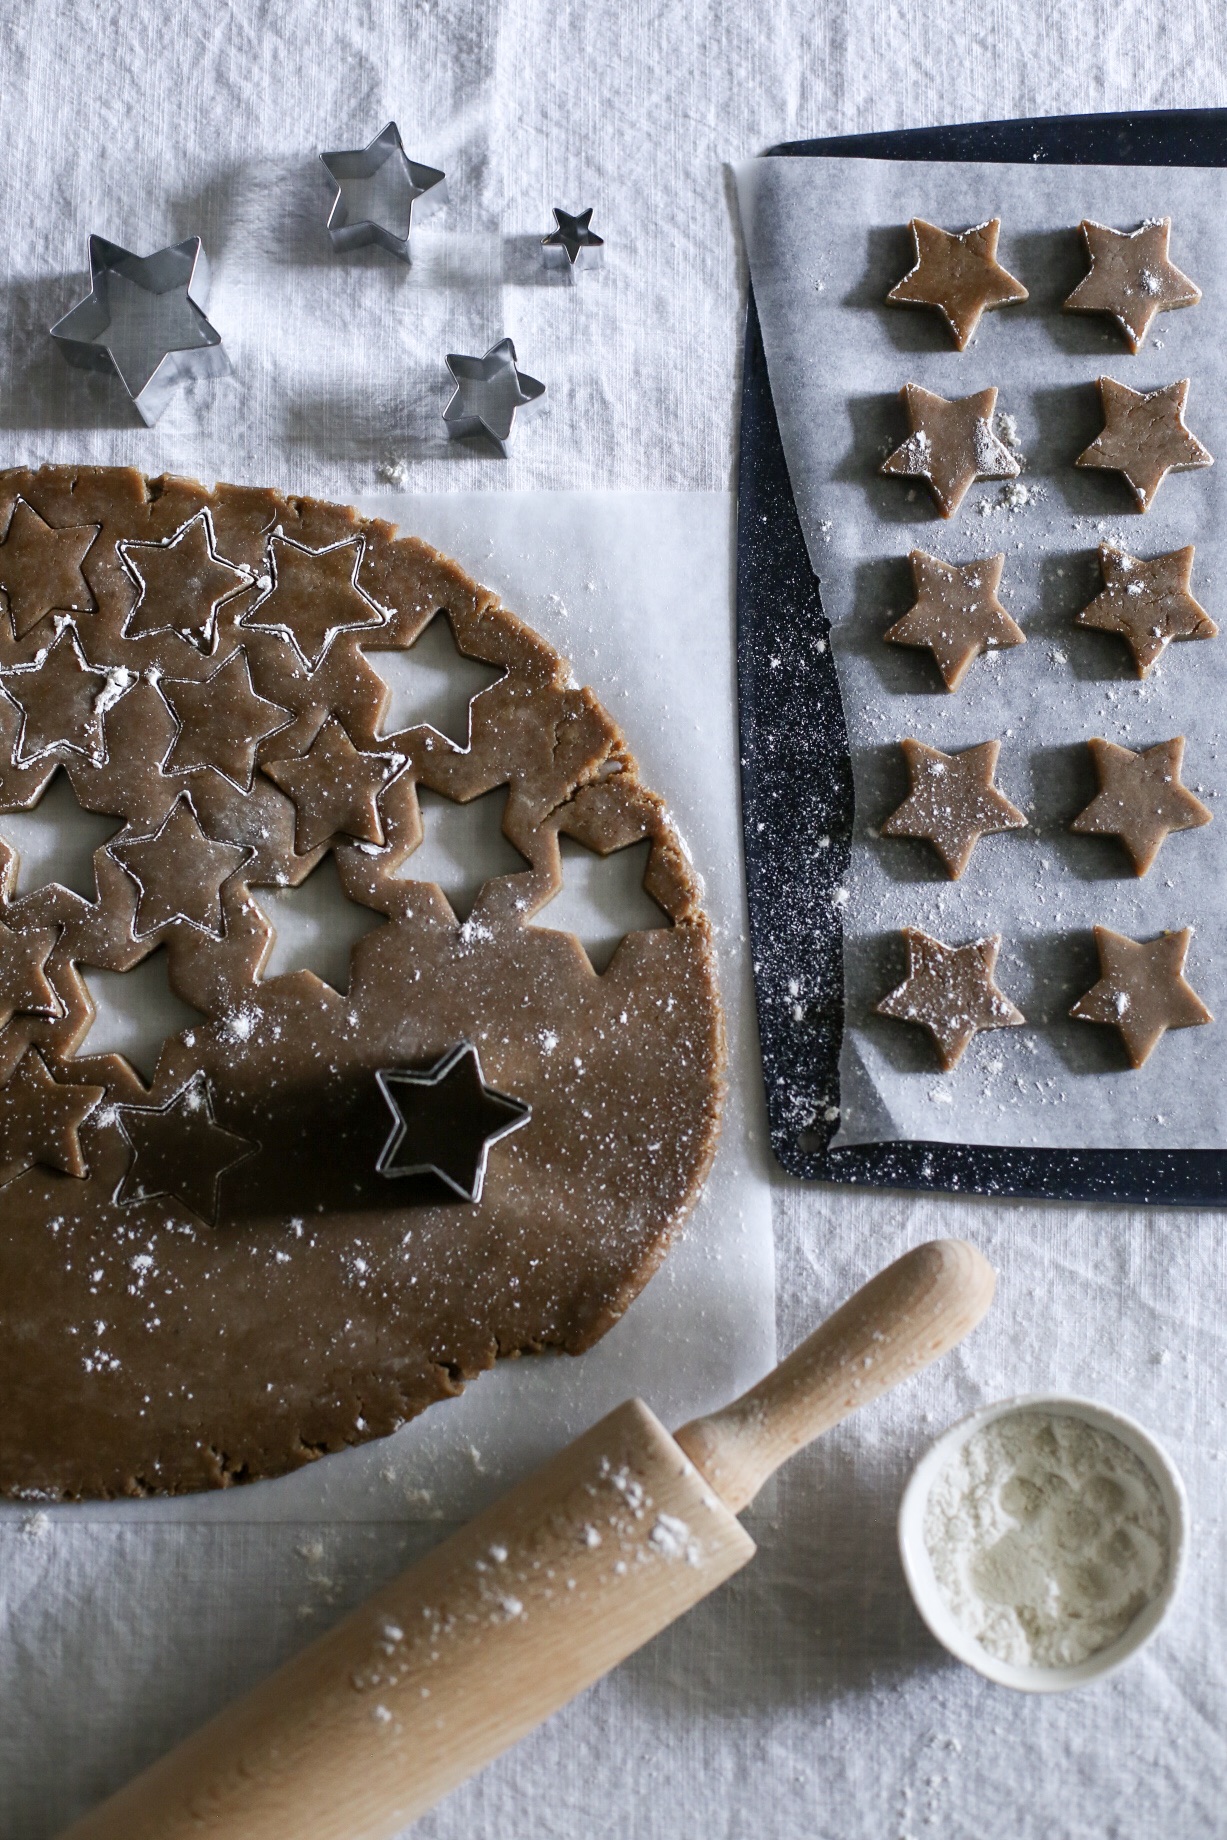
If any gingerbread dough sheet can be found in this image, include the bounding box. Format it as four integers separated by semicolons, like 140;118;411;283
736;156;1227;1150
0;476;772;1503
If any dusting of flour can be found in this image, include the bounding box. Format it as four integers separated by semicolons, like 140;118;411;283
924;1410;1170;1669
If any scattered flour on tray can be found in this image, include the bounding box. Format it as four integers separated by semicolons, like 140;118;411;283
924;1409;1170;1669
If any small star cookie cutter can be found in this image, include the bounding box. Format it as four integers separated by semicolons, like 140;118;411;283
541;207;604;281
320;121;447;262
375;1040;531;1202
443;338;546;457
50;235;229;426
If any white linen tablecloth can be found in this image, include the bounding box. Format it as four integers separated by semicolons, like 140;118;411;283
3;4;1227;1836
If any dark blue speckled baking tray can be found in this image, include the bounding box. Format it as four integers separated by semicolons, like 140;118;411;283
737;108;1227;1200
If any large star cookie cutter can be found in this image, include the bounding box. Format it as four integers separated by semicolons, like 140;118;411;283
50;235;229;426
442;338;546;457
320;121;447;263
375;1040;531;1203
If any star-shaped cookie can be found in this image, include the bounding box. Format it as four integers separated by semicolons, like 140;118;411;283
1063;218;1200;353
885;550;1024;689
118;510;254;652
110;794;253;938
1075;544;1215;676
263;717;401;853
1070;926;1212;1067
0;1049;103;1179
116;1070;254;1223
1076;377;1212;511
881;739;1026;878
0;499;98;640
881;385;1019;518
886;217;1028;348
1070;736;1211;876
0;624;132;766
874;928;1025;1070
161;650;291;791
0;919;60;1027
240;531;387;669
375;1041;531;1202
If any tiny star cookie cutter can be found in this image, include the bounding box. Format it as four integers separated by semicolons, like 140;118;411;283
443;338;546;457
50;235;229;426
541;207;604;281
320;121;447;263
375;1041;531;1203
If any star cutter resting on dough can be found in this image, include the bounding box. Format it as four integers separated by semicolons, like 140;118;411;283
320;121;447;262
50;235;229;426
443;338;546;457
375;1040;531;1203
541;207;604;281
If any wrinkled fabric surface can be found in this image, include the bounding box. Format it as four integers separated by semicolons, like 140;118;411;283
3;3;1227;1837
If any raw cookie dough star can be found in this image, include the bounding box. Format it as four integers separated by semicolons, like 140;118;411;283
1075;543;1216;676
874;928;1025;1070
116;1070;254;1224
886;217;1028;349
1075;377;1212;511
880;384;1019;518
0;499;98;640
161;650;291;792
1063;218;1201;353
885;549;1025;689
881;738;1026;878
0;1049;103;1179
240;531;387;669
118;510;255;652
0;624;132;766
1070;736;1211;876
263;716;401;853
0;920;60;1027
1070;925;1212;1067
110;794;253;938
375;1041;531;1203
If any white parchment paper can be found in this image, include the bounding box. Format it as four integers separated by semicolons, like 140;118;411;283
737;155;1227;1149
0;490;775;1525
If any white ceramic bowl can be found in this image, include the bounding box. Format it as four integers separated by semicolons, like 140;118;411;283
897;1392;1188;1693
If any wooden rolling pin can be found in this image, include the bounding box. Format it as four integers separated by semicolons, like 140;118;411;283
61;1238;994;1840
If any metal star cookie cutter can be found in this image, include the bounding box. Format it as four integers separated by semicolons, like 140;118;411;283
442;338;546;457
541;206;604;281
50;235;229;426
375;1040;531;1203
320;121;447;262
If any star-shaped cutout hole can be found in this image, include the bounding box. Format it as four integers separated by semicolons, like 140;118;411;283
240;530;387;669
161;649;292;791
118;511;255;652
1070;926;1212;1067
78;949;203;1081
263;717;401;854
542;207;604;279
443;338;546;457
1063;218;1200;353
884;549;1024;690
396;787;528;922
375;1042;530;1202
0;1049;104;1180
320;121;446;261
115;1070;254;1224
50;235;227;426
881;384;1019;518
531;836;668;974
1070;736;1211;876
256;855;384;993
0;768;121;901
1076;377;1213;511
365;612;504;746
0;498;98;640
0;919;60;1027
881;738;1026;878
1075;543;1216;676
875;928;1025;1070
886;217;1028;348
110;794;253;938
0;623;133;766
